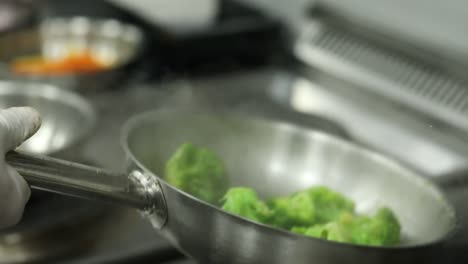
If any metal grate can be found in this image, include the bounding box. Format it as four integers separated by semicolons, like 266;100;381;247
294;21;468;130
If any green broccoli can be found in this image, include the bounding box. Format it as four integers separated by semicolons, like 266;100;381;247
306;186;355;223
291;225;326;238
350;207;401;246
164;143;401;247
165;143;228;204
219;184;400;246
267;192;316;229
267;186;354;229
292;222;350;243
292;209;401;246
221;187;272;223
291;212;355;243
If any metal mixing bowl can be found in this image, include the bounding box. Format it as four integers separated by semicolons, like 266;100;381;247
0;80;96;154
0;16;144;92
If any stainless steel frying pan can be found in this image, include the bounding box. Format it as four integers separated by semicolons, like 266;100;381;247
5;109;458;263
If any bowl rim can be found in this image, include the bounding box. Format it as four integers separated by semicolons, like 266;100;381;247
4;15;145;79
0;80;97;155
40;15;145;67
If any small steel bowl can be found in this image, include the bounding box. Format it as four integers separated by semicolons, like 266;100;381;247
0;16;144;92
0;80;96;155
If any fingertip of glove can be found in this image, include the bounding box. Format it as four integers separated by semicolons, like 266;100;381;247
0;106;43;150
18;106;42;135
10;106;42;122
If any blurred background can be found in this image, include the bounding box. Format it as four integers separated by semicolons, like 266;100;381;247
0;0;468;263
245;0;468;59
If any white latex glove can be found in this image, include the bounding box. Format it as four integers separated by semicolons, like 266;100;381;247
0;107;41;228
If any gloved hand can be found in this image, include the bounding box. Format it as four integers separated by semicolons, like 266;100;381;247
0;107;41;228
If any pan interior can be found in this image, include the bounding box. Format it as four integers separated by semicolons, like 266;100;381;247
125;110;455;246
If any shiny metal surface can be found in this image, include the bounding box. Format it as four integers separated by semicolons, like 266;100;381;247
6;149;169;229
40;67;468;263
0;16;144;92
124;109;455;263
11;106;459;263
6;151;152;210
127;169;168;229
293;8;468;140
5;153;167;229
0;81;95;155
266;68;468;176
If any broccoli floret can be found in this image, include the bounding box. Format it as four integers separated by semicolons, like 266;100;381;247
165;143;401;247
267;192;315;229
291;212;354;243
351;207;401;246
165;143;228;204
291;225;326;238
292;208;401;246
306;186;355;223
293;222;350;242
221;187;272;223
267;186;353;229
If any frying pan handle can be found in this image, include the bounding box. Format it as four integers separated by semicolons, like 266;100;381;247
5;150;155;211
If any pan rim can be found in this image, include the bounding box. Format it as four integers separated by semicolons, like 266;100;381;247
120;107;458;251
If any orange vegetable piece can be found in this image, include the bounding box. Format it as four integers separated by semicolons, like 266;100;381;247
11;52;107;76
